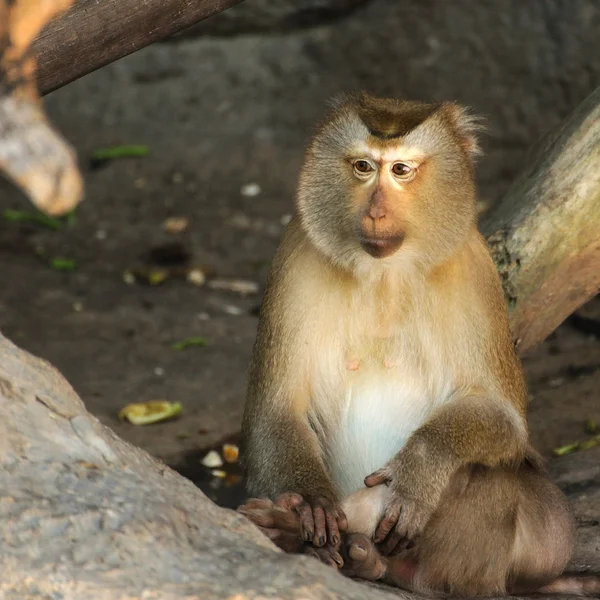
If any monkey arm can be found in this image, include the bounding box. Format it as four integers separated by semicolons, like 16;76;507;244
242;221;337;500
410;393;528;469
241;221;348;547
242;407;336;501
366;394;528;553
242;400;349;547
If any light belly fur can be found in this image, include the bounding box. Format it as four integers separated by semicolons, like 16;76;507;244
321;366;451;498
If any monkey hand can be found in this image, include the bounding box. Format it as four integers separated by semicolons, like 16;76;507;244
365;460;444;556
293;492;348;548
237;495;304;553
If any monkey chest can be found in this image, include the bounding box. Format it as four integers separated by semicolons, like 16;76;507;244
314;349;454;497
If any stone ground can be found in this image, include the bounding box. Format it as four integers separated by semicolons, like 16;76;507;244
0;0;599;507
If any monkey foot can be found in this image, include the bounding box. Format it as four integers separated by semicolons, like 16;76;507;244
237;496;303;553
304;543;344;569
341;534;388;581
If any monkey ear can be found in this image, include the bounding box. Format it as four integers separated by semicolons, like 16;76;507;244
443;103;485;159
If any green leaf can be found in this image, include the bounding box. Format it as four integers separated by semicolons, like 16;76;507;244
552;435;600;457
585;419;598;434
91;145;150;160
552;442;580;457
4;209;63;230
49;258;77;272
171;337;209;351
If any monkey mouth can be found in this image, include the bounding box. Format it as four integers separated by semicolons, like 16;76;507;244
360;234;405;259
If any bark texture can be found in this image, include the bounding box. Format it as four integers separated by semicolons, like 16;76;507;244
33;0;245;95
483;86;600;355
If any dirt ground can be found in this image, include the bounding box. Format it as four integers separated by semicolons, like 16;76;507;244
0;0;598;507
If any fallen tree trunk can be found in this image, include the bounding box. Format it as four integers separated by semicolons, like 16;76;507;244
33;0;245;96
482;86;600;355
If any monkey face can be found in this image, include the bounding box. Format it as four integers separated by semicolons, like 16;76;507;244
348;151;423;259
296;93;481;273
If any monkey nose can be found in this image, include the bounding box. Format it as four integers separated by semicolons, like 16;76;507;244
368;205;386;220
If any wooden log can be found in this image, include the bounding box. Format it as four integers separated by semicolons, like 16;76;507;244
33;0;246;96
0;0;83;216
482;86;600;356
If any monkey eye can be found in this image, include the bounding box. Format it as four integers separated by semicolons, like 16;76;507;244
353;159;375;175
391;163;413;178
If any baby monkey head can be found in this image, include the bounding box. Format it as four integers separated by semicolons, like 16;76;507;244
297;92;483;273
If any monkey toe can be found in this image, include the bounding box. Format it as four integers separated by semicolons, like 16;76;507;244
238;497;304;553
342;534;387;581
347;539;369;562
304;544;344;569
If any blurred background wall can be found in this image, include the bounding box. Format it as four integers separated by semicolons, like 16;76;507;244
0;0;598;475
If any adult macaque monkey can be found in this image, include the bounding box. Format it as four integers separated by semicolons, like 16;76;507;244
238;93;598;596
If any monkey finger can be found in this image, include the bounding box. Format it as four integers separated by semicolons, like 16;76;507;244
298;502;315;542
329;549;345;568
312;506;327;547
336;507;348;533
237;507;277;529
238;498;274;511
374;506;401;543
304;546;343;569
238;503;302;534
364;470;389;488
259;527;304;553
378;529;405;556
325;509;341;547
270;508;302;534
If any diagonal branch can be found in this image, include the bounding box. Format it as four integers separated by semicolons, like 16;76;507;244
33;0;246;96
482;86;600;355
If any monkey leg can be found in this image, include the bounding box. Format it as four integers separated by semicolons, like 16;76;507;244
405;464;576;597
338;465;579;596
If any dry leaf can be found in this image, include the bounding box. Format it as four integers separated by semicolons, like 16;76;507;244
222;443;239;464
118;400;182;425
201;450;223;468
163;217;189;234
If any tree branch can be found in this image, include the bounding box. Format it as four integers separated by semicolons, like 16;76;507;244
483;86;600;355
33;0;246;96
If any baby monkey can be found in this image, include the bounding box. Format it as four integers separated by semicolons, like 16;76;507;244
238;93;598;596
